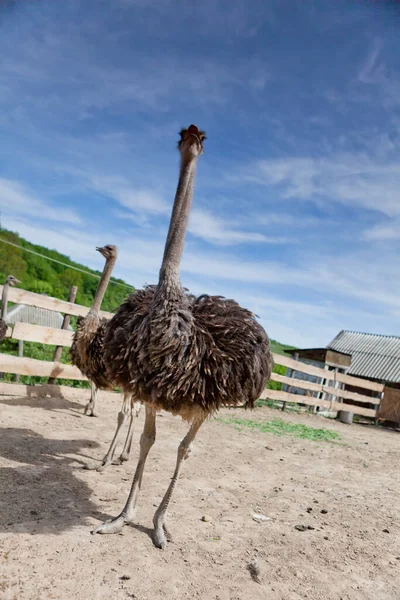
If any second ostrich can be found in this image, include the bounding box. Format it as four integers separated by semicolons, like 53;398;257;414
70;245;117;416
93;125;273;548
0;275;21;341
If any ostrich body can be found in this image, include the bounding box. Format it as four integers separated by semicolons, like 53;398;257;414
70;245;117;416
94;125;273;548
0;275;21;341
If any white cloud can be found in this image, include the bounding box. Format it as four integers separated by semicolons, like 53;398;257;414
243;153;400;218
357;39;400;109
358;39;383;84
362;222;400;242
0;178;81;224
88;176;169;215
188;208;290;245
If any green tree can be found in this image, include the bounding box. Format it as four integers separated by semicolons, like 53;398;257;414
0;231;28;281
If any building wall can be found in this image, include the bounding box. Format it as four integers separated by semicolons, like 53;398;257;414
379;386;400;423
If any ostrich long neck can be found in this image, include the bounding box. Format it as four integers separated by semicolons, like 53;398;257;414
159;156;197;287
1;282;9;321
88;257;116;316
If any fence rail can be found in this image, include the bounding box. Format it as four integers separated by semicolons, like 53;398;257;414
0;285;112;320
0;284;385;420
260;388;377;419
11;322;74;346
0;354;86;380
275;353;384;393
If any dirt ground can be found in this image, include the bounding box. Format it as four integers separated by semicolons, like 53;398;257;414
0;392;399;600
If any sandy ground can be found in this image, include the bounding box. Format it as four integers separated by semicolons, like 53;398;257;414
0;392;399;600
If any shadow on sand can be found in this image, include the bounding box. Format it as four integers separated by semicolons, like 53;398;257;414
0;426;113;534
0;386;87;414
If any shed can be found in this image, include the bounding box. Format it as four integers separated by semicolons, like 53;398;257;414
327;330;400;424
285;330;400;423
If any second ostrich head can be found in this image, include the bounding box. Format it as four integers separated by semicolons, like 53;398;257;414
96;245;118;261
5;275;21;287
1;275;21;320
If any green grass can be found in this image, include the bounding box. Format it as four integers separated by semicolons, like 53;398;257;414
255;398;301;412
217;416;341;442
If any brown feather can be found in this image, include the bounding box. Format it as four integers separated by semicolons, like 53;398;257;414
70;315;113;390
104;285;273;419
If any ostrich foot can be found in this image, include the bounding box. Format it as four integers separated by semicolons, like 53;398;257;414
93;512;136;535
83;453;129;471
84;402;97;417
116;452;130;463
83;457;115;471
153;520;173;550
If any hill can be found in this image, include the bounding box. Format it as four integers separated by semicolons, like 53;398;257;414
269;338;295;356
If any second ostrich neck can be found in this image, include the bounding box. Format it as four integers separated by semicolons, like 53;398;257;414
88;258;116;315
1;282;9;320
158;156;196;290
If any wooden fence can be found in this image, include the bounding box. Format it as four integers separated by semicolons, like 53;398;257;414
0;285;385;420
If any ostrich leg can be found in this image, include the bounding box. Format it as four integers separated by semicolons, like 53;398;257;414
118;401;142;463
93;404;156;534
84;394;137;471
152;415;206;549
84;382;98;417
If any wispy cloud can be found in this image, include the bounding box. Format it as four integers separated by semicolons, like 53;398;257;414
362;222;400;242
358;39;383;84
242;153;400;218
188;208;291;245
0;178;81;224
357;38;400;109
89;176;169;215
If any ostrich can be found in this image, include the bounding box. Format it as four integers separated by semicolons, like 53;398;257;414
0;275;21;341
71;245;142;467
94;125;273;549
70;245;118;417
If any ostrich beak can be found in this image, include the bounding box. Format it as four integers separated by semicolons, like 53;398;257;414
187;124;200;142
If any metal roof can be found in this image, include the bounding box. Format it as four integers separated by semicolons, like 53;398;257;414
6;304;74;331
327;330;400;383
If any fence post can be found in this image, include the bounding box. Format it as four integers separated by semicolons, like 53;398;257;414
374;389;384;427
48;285;77;385
15;340;24;382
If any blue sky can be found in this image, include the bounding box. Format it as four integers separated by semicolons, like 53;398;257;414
0;0;399;347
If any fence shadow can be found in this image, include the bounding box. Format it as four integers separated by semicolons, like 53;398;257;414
0;387;87;414
0;427;110;534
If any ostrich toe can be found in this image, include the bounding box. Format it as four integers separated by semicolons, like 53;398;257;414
84;401;97;417
92;512;135;535
153;519;173;549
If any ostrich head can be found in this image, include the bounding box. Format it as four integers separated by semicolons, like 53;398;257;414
5;275;21;287
96;245;118;260
178;124;206;160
